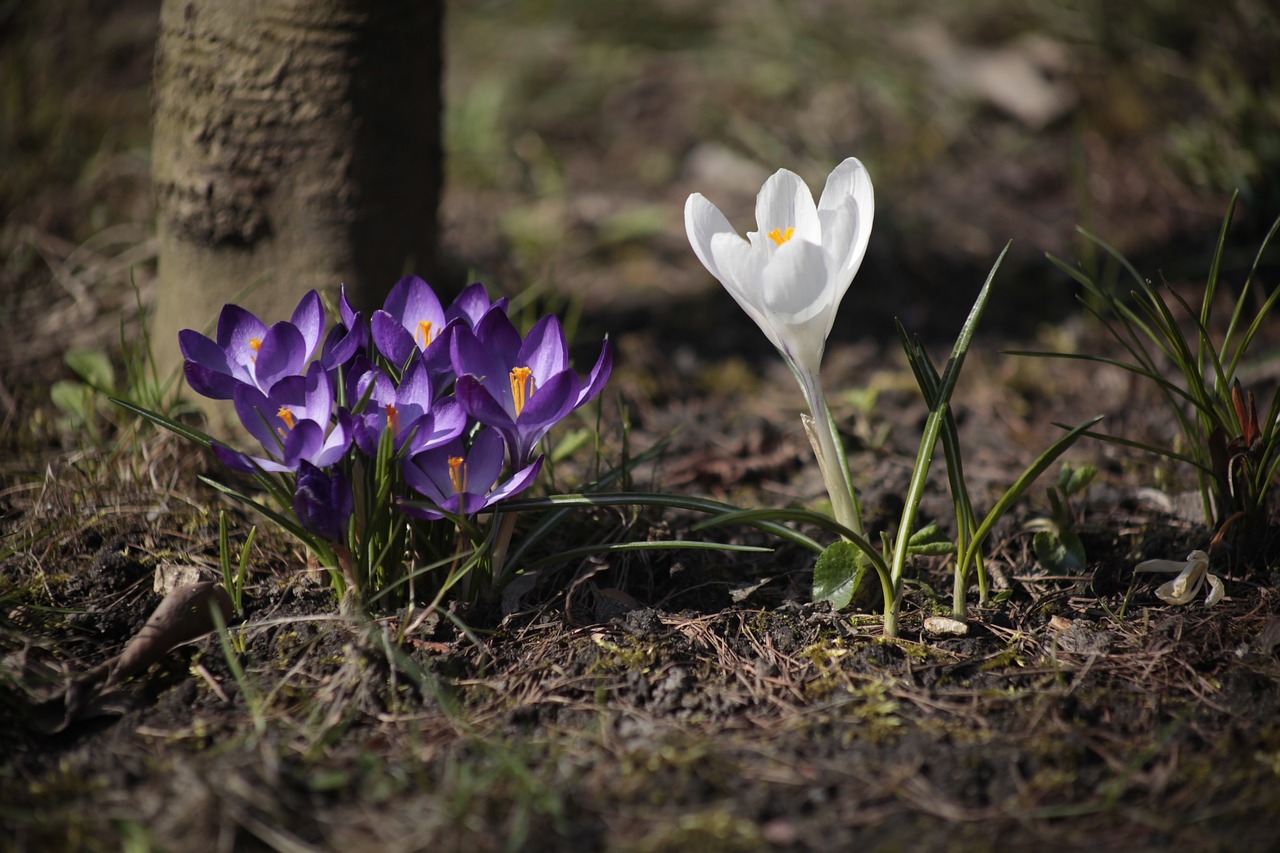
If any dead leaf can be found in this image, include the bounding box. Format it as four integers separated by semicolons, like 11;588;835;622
40;581;234;733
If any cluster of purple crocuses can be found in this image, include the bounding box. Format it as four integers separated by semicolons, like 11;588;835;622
179;277;611;548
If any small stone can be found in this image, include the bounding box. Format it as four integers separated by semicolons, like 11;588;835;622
924;616;969;637
154;563;206;595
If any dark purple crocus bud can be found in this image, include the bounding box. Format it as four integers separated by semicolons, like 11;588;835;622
293;462;353;542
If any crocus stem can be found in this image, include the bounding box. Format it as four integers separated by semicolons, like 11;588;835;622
489;511;520;588
798;372;863;537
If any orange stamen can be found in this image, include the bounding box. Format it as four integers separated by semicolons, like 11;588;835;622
448;456;467;494
384;403;400;436
416;320;433;349
767;227;795;246
249;337;263;362
276;406;296;437
509;366;534;416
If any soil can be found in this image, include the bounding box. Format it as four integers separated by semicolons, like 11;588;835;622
4;3;1280;852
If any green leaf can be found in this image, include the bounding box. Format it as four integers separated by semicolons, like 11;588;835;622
812;540;867;611
50;380;92;421
1033;529;1086;572
907;522;956;556
1061;463;1098;497
64;349;115;393
550;428;592;463
962;414;1103;570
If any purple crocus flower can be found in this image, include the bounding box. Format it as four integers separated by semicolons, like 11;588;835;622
293;462;354;542
451;311;612;465
180;290;325;399
215;362;353;474
370;275;451;373
350;356;467;457
401;427;543;520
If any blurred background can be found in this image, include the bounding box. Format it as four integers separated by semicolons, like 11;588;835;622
2;0;1278;402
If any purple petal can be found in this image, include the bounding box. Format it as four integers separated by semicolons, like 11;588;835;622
289;290;325;358
216;304;267;351
486;455;544;506
321;314;365;369
294;463;352;542
397;355;434;412
574;337;613;408
339;285;359;328
519;315;569;382
463;427;507;492
400;277;445;332
183;359;241;400
232;384;285;452
179;329;227;370
521;369;579;428
281;419;325;468
311;419;352;467
473;308;523;361
371;309;417;369
300;362;334;424
455;375;516;431
254;322;307;391
446;282;498;328
355;365;396;409
212;443;261;474
450;326;498;397
402;398;468;455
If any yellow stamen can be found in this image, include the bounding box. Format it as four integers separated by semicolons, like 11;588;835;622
385;403;400;436
767;227;795;246
416;320;433;349
276;406;296;437
509;366;534;416
249;337;263;362
448;456;467;494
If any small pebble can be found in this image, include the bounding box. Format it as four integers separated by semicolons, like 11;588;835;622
923;616;969;637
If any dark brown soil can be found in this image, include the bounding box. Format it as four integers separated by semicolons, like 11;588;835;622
4;2;1280;851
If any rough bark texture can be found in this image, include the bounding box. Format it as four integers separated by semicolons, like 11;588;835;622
150;0;442;381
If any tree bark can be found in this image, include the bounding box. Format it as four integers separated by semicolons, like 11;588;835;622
150;0;442;385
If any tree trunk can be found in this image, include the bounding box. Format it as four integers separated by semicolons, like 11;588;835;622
150;0;442;386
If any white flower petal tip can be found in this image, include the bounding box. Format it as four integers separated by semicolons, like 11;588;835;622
683;158;874;378
1136;549;1223;607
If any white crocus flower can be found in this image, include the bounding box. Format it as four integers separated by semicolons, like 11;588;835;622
684;158;873;380
1135;549;1225;606
684;158;874;536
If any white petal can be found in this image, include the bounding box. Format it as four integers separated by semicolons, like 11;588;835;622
1204;573;1225;606
756;169;821;246
819;158;873;272
1135;559;1192;574
1185;549;1210;566
1155;575;1198;605
819;157;874;219
762;239;833;374
685;193;737;282
710;232;782;353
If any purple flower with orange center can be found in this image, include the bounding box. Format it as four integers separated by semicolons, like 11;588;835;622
351;356;467;457
215;362;353;474
401;427;542;520
370;275;450;372
451;311;611;465
180;290;325;399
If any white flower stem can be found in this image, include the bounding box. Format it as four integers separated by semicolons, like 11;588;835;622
798;372;863;537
